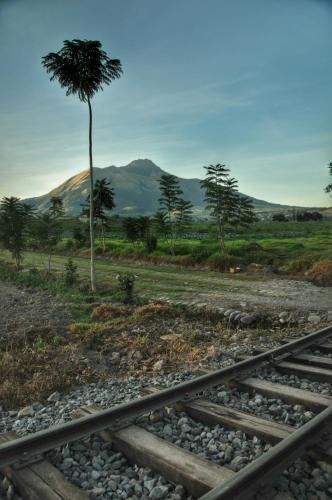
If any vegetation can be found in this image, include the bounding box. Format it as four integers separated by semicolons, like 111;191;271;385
156;173;193;254
201;163;255;251
42;39;122;291
0;197;33;269
81;178;116;252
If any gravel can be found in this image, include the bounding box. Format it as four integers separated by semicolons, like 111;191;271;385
257;368;332;397
137;409;270;471
1;350;332;499
47;435;189;499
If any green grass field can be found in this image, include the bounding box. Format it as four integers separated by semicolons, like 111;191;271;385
82;220;332;271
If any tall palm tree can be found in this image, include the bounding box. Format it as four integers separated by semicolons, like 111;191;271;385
42;39;122;291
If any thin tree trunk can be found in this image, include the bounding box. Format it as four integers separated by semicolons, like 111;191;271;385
88;97;96;292
101;222;105;253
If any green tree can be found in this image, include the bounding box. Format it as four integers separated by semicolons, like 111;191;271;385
157;174;192;253
122;217;139;242
153;210;169;239
175;199;193;236
82;178;115;252
201;163;255;251
49;196;64;217
325;162;332;193
31;208;64;273
42;39;122;291
0;197;32;269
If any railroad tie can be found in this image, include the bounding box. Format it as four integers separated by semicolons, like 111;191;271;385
73;405;234;497
0;431;88;500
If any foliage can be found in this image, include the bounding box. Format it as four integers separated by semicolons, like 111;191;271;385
175;199;193;234
0;197;33;269
81;178;115;253
272;213;289;222
145;234;158;253
201;163;255;251
30;201;64;272
117;273;136;303
296;211;323;221
156;174;193;253
64;257;78;286
325;161;332;193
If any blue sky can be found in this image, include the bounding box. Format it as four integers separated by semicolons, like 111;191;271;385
0;0;331;206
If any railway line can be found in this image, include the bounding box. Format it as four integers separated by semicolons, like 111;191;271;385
1;325;332;499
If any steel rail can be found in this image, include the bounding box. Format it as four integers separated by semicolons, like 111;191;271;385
200;402;332;500
0;325;331;469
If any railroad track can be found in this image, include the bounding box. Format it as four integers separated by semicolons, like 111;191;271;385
1;325;332;499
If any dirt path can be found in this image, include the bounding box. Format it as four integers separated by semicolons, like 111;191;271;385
173;277;332;314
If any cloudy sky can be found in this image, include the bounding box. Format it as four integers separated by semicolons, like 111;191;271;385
0;0;331;206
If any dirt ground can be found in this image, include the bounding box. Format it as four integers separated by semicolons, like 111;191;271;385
192;276;332;314
0;281;74;338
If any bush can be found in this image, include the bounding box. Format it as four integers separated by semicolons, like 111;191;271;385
117;273;136;304
192;245;213;263
307;260;332;286
206;252;236;271
145;235;157;253
64;258;78;286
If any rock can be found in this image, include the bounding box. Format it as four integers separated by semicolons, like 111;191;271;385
240;314;259;326
153;360;164;372
132;350;143;361
230;455;247;470
149;485;169;499
91;470;101;480
91;487;106;495
5;484;14;500
47;391;60;403
17;406;34;418
314;478;328;491
279;311;288;319
308;314;321;324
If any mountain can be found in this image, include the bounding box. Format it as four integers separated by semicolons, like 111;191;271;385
23;159;288;216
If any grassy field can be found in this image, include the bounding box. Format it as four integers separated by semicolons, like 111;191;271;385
0;249;261;301
69;220;332;274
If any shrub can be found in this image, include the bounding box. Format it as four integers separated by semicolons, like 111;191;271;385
206;252;236;271
145;235;158;253
307;260;332;286
191;245;213;263
117;273;136;304
64;258;78;286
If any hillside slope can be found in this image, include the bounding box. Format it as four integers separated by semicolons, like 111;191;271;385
24;159;288;215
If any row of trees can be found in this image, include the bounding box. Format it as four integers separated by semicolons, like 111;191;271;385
272;211;323;222
0;196;63;270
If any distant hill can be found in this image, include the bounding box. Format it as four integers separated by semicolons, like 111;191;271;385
24;158;291;216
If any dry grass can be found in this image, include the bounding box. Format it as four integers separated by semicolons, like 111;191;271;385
307;259;332;286
0;347;95;409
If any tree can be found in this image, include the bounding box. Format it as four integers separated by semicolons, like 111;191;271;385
272;213;288;222
42;39;122;291
153;210;169;239
0;197;32;269
175;199;193;235
201;163;255;251
123;217;139;242
156;174;192;253
81;178;115;252
325;162;332;193
49;196;64;217
31;209;64;273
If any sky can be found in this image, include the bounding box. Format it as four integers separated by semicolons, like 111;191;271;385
0;0;331;207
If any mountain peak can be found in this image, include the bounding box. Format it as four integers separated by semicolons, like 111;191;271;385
23;158;287;215
123;158;164;175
